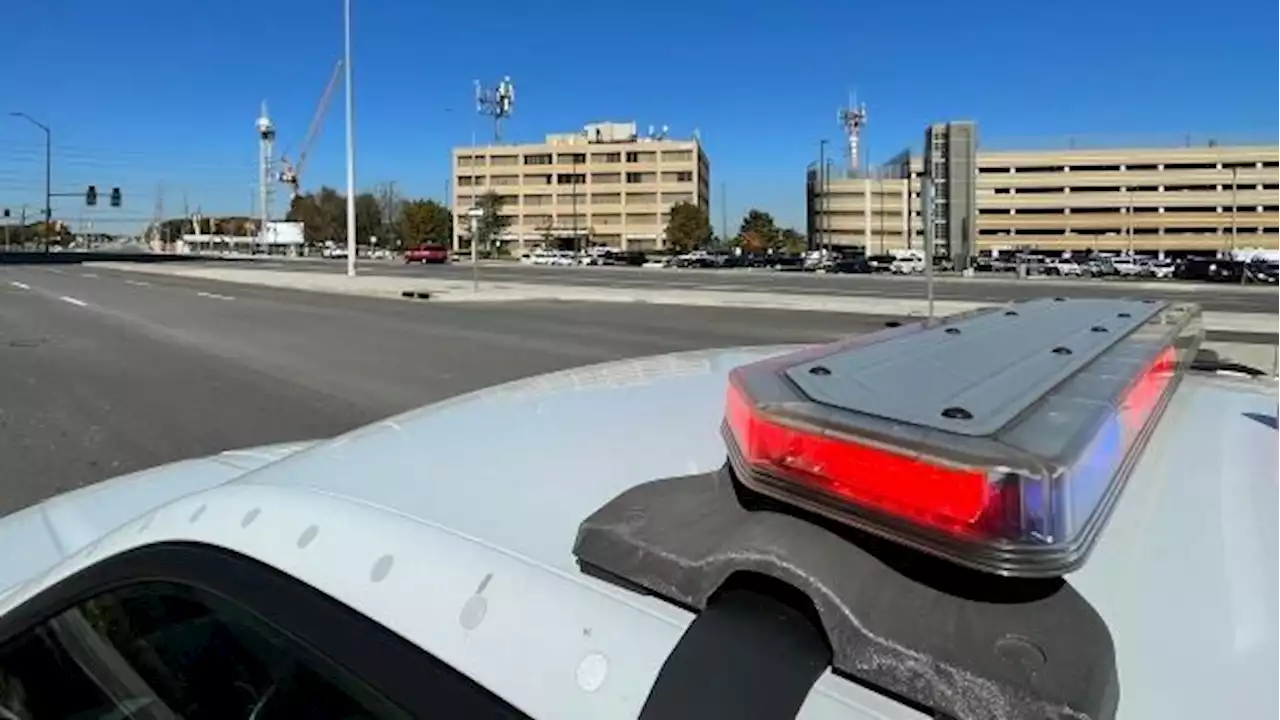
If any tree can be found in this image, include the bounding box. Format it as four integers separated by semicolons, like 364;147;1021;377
286;187;345;246
736;209;780;253
465;191;510;251
354;192;382;245
778;228;806;253
373;182;405;247
398;199;452;248
664;202;713;252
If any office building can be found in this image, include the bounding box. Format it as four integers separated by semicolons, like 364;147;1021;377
809;129;1279;257
452;122;710;252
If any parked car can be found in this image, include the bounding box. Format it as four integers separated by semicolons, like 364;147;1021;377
1046;259;1082;276
404;244;450;264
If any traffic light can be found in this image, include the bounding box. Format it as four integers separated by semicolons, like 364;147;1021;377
2;208;8;218
109;187;122;208
86;185;98;206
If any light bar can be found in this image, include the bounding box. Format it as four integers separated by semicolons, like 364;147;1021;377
722;298;1202;577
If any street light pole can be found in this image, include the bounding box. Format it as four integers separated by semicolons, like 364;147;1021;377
343;0;358;277
467;206;485;293
9;113;51;252
817;140;827;253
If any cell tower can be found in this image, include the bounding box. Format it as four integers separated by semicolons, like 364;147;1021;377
475;76;515;143
837;92;868;173
255;100;276;242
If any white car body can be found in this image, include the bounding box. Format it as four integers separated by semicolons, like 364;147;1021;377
1049;259;1082;276
889;258;924;274
0;344;1275;719
1110;258;1143;276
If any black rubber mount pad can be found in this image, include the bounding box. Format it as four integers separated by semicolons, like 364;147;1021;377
574;468;1119;720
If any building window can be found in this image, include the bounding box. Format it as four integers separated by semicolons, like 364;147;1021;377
523;194;552;207
490;155;518;167
491;175;519;186
662;192;693;204
592;173;621;184
456;176;473;187
626;172;656;184
591;193;621;205
523;154;552;165
661;171;693;183
661;150;693;162
591;152;621;163
556;174;586;185
557;153;587;165
627;193;657;205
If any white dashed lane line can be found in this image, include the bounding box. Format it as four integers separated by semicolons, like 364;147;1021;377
80;272;99;278
124;279;151;287
59;296;89;307
9;281;30;290
196;291;235;301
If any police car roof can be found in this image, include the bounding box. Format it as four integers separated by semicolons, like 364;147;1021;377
227;334;1275;719
20;323;1272;718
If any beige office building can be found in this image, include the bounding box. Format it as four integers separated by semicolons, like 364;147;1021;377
452;121;710;252
810;142;1279;255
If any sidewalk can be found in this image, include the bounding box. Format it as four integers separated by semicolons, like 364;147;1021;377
96;262;1280;336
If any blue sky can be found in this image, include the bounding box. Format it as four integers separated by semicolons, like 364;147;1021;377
1;0;1275;234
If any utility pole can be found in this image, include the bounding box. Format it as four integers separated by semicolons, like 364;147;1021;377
1229;166;1239;254
817;140;827;253
1126;187;1135;256
9;113;52;252
720;181;728;247
571;153;579;254
343;0;358;277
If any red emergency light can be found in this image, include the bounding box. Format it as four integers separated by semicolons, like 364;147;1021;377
722;299;1201;577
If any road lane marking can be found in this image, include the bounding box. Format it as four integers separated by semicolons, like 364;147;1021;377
196;291;236;301
59;295;88;307
9;281;30;290
45;268;65;274
80;272;99;278
124;279;151;287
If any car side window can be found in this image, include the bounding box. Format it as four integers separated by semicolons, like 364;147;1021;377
0;581;408;720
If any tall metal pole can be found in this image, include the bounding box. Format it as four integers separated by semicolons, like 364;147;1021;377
818;140;827;254
572;154;579;255
922;176;936;322
1229;166;1239;254
1125;187;1134;256
720;181;728;246
343;0;358;277
9;113;52;251
468;212;481;292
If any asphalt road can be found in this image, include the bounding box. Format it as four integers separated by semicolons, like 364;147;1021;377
223;257;1279;315
0;265;903;516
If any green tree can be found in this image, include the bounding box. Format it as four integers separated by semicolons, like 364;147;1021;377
354;192;382;245
398;199;452;248
287;187;345;245
464;191;511;252
778;228;806;253
664;202;713;252
736;209;780;253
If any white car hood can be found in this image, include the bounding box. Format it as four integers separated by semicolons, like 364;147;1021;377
0;442;313;599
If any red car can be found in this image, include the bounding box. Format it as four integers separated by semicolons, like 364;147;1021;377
404;244;449;264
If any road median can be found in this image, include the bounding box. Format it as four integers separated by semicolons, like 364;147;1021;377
93;262;1279;336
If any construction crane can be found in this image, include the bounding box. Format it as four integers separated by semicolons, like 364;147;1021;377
279;59;344;200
